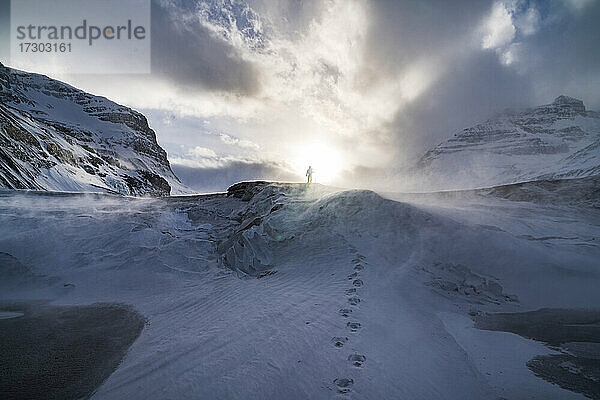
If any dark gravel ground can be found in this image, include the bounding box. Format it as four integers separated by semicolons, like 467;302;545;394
527;354;600;400
0;302;145;400
475;308;600;399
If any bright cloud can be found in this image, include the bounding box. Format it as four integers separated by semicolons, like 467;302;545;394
479;1;546;69
515;6;540;36
219;133;260;150
481;2;516;50
188;146;218;159
170;146;253;169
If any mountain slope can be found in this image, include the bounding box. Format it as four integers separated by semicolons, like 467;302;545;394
0;62;184;196
411;96;600;191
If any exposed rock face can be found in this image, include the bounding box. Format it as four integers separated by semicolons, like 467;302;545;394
551;95;586;116
412;96;600;190
0;62;183;196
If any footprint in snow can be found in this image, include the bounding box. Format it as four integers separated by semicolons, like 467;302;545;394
348;297;361;306
338;308;353;317
347;272;358;280
345;288;357;295
352;279;363;287
348;354;366;367
347;321;361;332
353;264;364;271
334;378;354;394
331;336;349;348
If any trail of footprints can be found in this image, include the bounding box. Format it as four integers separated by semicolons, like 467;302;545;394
331;246;368;395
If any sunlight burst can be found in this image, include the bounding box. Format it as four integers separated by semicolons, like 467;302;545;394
292;142;344;184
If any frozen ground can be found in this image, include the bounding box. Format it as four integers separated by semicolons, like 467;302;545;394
0;302;145;400
0;178;599;399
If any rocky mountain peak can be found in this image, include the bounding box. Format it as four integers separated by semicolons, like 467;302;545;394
0;65;186;196
545;95;586;117
411;95;600;191
553;95;586;113
554;95;583;105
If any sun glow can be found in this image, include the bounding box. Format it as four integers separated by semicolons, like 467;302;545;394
292;142;344;184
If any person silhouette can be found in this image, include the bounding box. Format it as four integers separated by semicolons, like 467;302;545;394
306;165;313;183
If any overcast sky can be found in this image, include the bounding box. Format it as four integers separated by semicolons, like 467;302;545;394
3;0;600;191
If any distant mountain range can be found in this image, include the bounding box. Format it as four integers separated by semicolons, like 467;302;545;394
0;62;185;196
409;95;600;191
2;62;599;196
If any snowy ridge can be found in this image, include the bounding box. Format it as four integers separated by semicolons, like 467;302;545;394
217;182;435;277
0;62;186;196
411;95;600;191
1;180;599;398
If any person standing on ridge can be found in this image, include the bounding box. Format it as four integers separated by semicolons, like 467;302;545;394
306;165;313;184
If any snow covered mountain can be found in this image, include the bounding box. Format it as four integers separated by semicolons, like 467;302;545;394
411;95;600;191
0;62;184;196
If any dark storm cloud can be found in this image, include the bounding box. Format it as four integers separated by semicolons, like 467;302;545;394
0;0;9;62
515;2;600;108
393;51;535;156
359;0;600;160
361;0;492;79
359;0;529;156
172;161;301;193
151;0;260;94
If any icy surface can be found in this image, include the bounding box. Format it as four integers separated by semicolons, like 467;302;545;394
0;311;23;320
0;180;598;399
